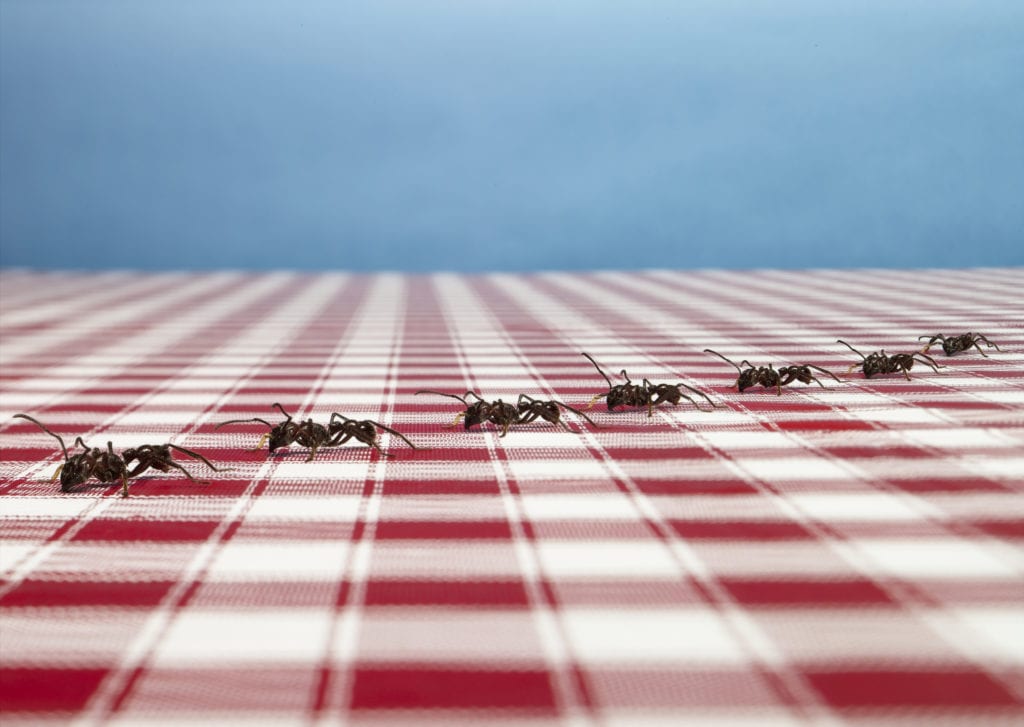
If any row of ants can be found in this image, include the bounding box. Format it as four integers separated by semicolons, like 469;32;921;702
10;332;1001;496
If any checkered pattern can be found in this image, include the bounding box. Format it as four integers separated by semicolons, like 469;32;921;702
1;268;1022;726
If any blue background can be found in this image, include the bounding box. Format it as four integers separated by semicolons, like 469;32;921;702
1;0;1022;273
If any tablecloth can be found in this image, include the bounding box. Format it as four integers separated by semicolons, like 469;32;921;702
1;268;1022;726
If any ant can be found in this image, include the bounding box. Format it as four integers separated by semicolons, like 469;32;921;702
837;340;943;380
13;413;224;497
703;349;841;395
514;393;598;432
415;390;520;436
581;352;715;416
327;412;420;457
416;390;597;436
215;403;417;460
919;332;1002;357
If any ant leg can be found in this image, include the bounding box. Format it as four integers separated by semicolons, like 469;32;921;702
366;439;394;458
975;334;1002;352
676;392;705;410
516;411;541;426
51;464;65;482
161;460;209;485
551;400;598;427
327;431;353;447
914;352;943;371
677;384;716;411
127;458;153;478
365;421;420;450
549;414;574;432
807;364;841;383
120;473;130;498
167;444;228;472
305;445;318;462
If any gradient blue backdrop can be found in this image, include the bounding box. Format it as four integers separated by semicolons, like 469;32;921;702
1;0;1022;272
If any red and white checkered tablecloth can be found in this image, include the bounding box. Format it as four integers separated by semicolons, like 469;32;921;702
1;268;1022;726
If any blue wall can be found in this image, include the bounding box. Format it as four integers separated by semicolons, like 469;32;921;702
2;1;1022;272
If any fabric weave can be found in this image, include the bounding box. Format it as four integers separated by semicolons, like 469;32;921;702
1;268;1022;725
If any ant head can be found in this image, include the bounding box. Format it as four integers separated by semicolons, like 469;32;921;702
59;455;92;491
737;369;760;392
267;424;293;452
605;385;632;410
462;401;489;429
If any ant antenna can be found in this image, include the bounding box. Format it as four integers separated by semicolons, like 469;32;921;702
703;349;742;372
215;417;274;429
271;403;294;422
13;414;69;461
415;390;470;405
836;340;867;360
581;352;613;388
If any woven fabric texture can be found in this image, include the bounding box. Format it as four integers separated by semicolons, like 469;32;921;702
1;268;1023;726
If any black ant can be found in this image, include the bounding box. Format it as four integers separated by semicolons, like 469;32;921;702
919;332;1002;357
703;349;841;395
416;390;598;436
327;412;420;457
837;340;943;380
514;393;598;432
215;403;417;460
415;390;520;436
581;352;715;416
216;403;324;458
13;414;224;497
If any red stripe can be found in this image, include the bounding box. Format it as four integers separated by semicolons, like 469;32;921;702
0;668;110;712
364;580;530;607
804;670;1019;707
350;667;557;710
